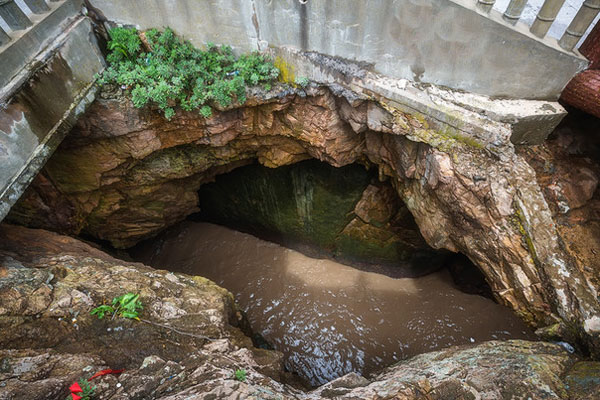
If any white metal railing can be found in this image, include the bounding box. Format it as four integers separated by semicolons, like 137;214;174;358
0;0;57;47
477;0;600;51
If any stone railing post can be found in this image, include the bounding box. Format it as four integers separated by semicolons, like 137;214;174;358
503;0;528;24
0;25;10;46
558;0;600;51
530;0;567;38
0;0;32;31
477;0;496;12
23;0;49;14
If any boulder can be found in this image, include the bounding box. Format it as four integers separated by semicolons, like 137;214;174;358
0;224;292;399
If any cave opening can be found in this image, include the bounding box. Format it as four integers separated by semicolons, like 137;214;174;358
129;159;535;387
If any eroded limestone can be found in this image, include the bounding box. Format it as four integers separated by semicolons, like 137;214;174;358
7;84;600;356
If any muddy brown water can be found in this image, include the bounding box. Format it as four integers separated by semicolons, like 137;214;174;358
133;221;536;386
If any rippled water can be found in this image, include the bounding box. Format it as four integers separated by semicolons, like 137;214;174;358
133;221;536;386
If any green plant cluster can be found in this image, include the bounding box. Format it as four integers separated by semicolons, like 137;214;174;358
90;292;143;320
233;369;247;382
98;27;280;119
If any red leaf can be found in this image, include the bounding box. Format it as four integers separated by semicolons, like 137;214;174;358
69;382;83;393
88;368;125;381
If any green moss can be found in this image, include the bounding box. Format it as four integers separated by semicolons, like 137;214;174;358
198;160;370;251
514;207;538;264
380;102;484;151
274;56;296;86
438;125;484;149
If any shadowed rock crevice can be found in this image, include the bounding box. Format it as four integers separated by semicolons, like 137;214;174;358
192;159;448;277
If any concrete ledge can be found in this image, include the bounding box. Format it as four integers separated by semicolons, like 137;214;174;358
0;17;104;221
272;47;566;147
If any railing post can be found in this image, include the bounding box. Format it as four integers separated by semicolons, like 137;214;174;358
558;0;600;51
503;0;528;24
0;25;10;46
23;0;50;14
530;0;567;38
477;0;496;13
0;0;32;31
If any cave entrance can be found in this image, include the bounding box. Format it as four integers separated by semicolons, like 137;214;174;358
130;159;535;387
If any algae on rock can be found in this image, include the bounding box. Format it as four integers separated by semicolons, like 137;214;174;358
197;160;444;274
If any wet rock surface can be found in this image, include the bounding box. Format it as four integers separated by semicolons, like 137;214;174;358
6;84;600;356
312;340;583;400
0;224;594;400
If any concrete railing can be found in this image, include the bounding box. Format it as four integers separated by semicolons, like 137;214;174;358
479;0;600;51
0;0;84;93
0;0;105;221
0;1;76;47
0;0;45;45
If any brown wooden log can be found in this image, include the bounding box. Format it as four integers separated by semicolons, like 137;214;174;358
580;22;600;69
560;69;600;118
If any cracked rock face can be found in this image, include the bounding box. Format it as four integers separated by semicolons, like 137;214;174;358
1;224;597;400
6;85;600;356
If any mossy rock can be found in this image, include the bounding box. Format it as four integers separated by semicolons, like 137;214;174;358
198;159;369;250
564;361;600;400
197;160;444;273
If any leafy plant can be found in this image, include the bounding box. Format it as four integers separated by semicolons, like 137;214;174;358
98;27;280;120
77;379;95;400
89;304;114;320
65;379;95;400
295;76;310;88
106;27;141;63
233;368;247;382
112;292;143;319
90;292;143;320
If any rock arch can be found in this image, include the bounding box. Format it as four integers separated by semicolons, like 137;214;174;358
8;84;600;355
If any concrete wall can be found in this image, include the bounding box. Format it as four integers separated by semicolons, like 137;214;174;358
88;0;587;100
0;17;105;220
